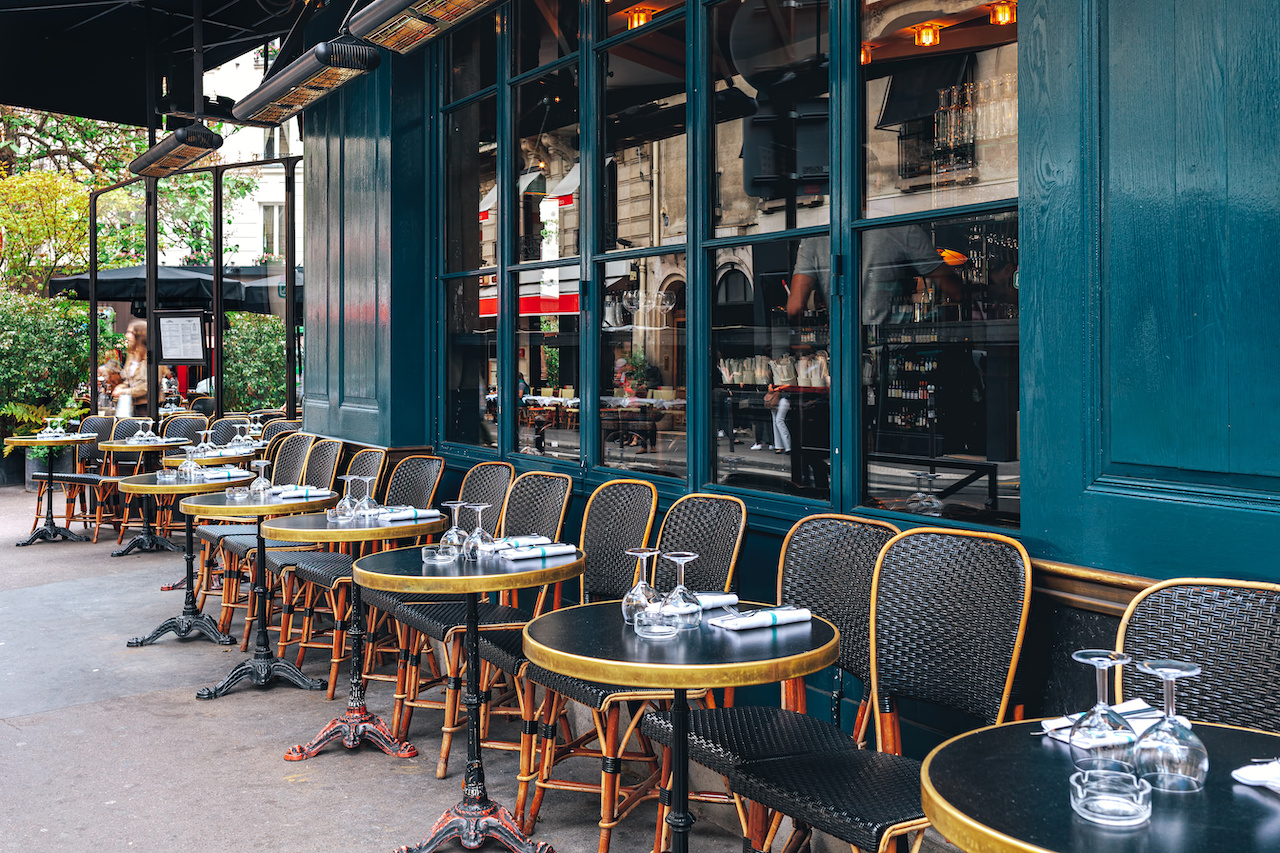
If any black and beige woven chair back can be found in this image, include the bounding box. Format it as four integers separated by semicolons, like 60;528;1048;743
384;455;445;509
261;418;301;443
108;418;146;474
162;414;207;456
1116;578;1280;732
650;493;747;593
78;416;114;470
580;479;659;602
341;448;387;498
251;408;285;423
499;471;573;541
271;432;314;485
870;527;1032;752
209;415;249;446
456;461;515;535
189;396;215;416
301;439;343;490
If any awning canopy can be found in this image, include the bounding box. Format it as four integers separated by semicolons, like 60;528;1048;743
49;265;273;315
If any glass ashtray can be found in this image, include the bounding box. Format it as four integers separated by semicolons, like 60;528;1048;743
1069;770;1151;827
634;607;680;640
225;486;250;501
155;469;177;484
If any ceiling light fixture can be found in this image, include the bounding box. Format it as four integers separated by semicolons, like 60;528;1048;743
989;1;1016;25
626;7;653;29
350;0;497;55
860;43;873;65
914;23;942;47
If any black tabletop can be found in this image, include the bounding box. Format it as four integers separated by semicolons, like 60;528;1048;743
353;545;585;595
923;720;1280;853
522;601;839;690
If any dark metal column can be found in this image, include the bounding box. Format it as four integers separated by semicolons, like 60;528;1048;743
284;157;298;419
212;165;225;418
145;176;160;419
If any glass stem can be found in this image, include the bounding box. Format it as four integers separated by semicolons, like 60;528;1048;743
1163;677;1176;718
1095;664;1108;708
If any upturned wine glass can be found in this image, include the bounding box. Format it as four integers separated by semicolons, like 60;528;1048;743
621;547;661;624
178;447;201;480
248;460;271;499
196;429;215;454
907;472;942;515
428;500;468;563
463;503;495;561
1069;649;1137;773
661;551;702;630
1132;659;1209;791
355;475;380;518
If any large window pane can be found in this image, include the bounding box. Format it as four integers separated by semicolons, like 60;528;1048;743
514;0;578;74
861;2;1017;217
712;237;830;498
445;275;498;448
445;96;498;273
601;19;688;251
448;12;498;102
860;211;1019;526
600;252;686;479
513;69;580;262
710;0;830;236
515;265;580;461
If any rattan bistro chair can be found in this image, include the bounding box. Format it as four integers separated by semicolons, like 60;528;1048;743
520;493;747;853
725;528;1032;853
209;415;249;447
1116;578;1280;733
641;513;901;848
260;418;301;443
31;416;114;533
396;470;573;776
89;417;145;543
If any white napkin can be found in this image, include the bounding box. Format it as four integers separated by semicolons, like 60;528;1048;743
268;484;298;494
492;535;552;551
1232;760;1280;790
1041;699;1165;743
694;592;739;610
278;487;334;499
380;507;442;522
205;447;246;457
502;543;577;561
708;607;812;630
201;468;252;481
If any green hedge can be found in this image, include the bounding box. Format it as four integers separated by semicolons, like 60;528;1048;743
222;312;287;412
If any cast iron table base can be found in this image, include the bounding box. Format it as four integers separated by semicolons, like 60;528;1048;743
112;494;180;556
285;581;417;760
197;527;325;699
129;510;233;646
396;593;552;853
18;447;87;546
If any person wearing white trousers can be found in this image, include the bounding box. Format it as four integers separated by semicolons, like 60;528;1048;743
772;393;791;453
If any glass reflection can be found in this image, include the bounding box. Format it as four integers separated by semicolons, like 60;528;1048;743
515;266;580;462
445;275;498;448
448;12;498;102
514;0;578;74
712;237;829;499
709;0;830;235
860;211;1019;526
601;19;688;251
446;96;498;274
600;253;686;479
861;1;1017;218
514;69;580;261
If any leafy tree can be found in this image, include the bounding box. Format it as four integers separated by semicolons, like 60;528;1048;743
0;172;90;292
0;290;101;437
222;311;287;412
0;106;147;184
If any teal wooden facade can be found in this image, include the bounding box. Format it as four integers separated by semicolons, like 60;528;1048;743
300;0;1280;591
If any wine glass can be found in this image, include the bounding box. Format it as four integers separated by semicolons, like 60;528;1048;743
178;447;201;480
52;417;66;436
248;460;271;500
143;419;158;441
355;475;380;518
1069;649;1137;773
906;472;943;516
463;503;495;561
661;551;702;631
1132;659;1209;792
428;500;468;563
621;547;661;624
39;417;56;437
197;429;215;454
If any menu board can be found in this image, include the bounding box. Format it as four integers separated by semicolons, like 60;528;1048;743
155;311;208;365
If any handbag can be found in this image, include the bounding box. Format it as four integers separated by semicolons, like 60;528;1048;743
763;387;782;408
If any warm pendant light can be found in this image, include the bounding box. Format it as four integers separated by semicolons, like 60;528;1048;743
129;123;223;177
350;0;495;55
990;2;1017;25
914;23;942;47
626;7;653;29
860;43;873;65
233;40;382;124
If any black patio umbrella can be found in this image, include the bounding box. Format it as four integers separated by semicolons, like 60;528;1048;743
48;265;268;315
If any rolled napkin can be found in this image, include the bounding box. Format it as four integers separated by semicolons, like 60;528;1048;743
1232;760;1280;790
1041;698;1164;742
502;543;577;561
268;484;298;494
278;487;335;499
708;607;812;630
201;468;253;481
695;592;739;610
380;507;442;522
492;535;552;551
205;447;246;457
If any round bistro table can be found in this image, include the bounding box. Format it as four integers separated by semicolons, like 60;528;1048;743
99;437;191;556
121;471;254;646
4;433;97;546
354;546;586;853
160;450;256;468
922;719;1280;853
260;511;445;761
181;489;339;699
523;601;839;853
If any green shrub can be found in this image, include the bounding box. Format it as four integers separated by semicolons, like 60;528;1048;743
222;311;287;412
0;291;101;437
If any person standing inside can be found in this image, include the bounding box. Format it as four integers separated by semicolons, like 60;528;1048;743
112;319;149;418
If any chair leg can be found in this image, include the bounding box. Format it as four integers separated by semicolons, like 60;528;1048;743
597;709;621;853
277;571;299;658
31;481;47;532
515;677;542;832
526;692;567;831
324;583;349;701
437;635;466;778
